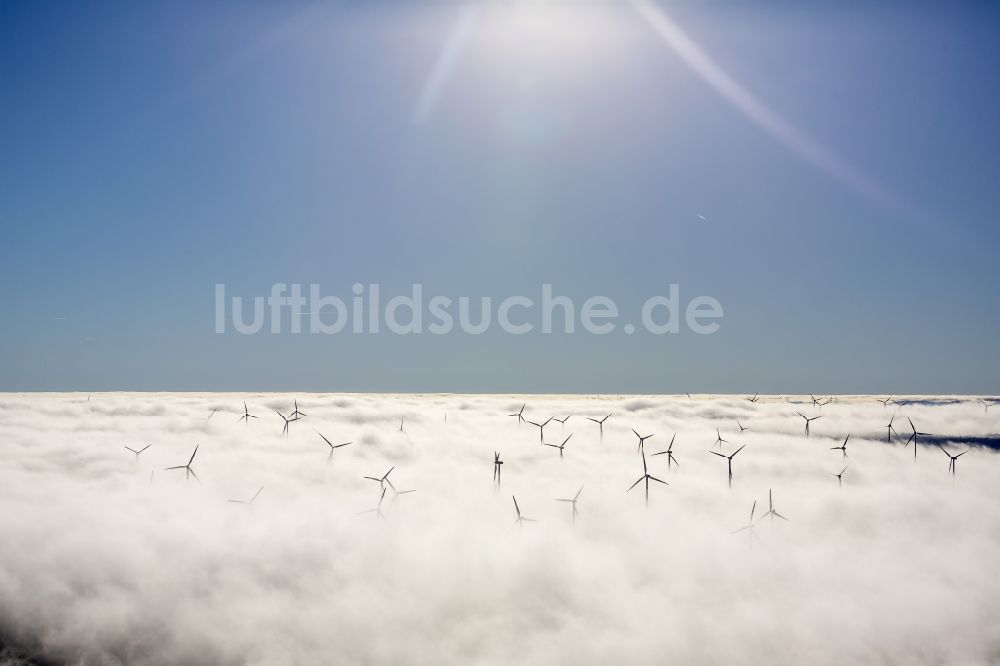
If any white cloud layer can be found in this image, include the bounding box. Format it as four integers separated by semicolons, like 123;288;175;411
1;393;999;665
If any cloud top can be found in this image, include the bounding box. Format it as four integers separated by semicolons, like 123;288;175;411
1;393;998;665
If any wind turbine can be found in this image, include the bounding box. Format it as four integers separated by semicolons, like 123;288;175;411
833;466;848;487
731;500;762;547
587;413;611;439
746;394;760;404
290;400;307;419
709;444;747;488
796;412;821;437
758;489;788;527
228;486;263;505
317;432;351;462
554;485;584;524
238;402;258;423
651;433;679;470
543;433;572;458
552;414;572;429
978;399;993;414
878;396;895;407
810;394;832;408
508;403;526;425
493;451;503;487
885;416;899;444
938;446;967;476
358;488;387;520
512;496;537;528
714;428;728;449
207;409;218;421
737;419;749;435
364;466;396;491
398;417;405;432
165;445;200;483
527;417;553;442
124;444;150;462
627;448;668;506
632;429;654;452
831;434;850;461
905;418;931;460
390;486;416;505
276;410;298;436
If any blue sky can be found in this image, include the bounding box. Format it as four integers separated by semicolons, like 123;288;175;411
1;0;998;393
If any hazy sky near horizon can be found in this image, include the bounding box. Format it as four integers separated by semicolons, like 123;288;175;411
1;0;999;393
